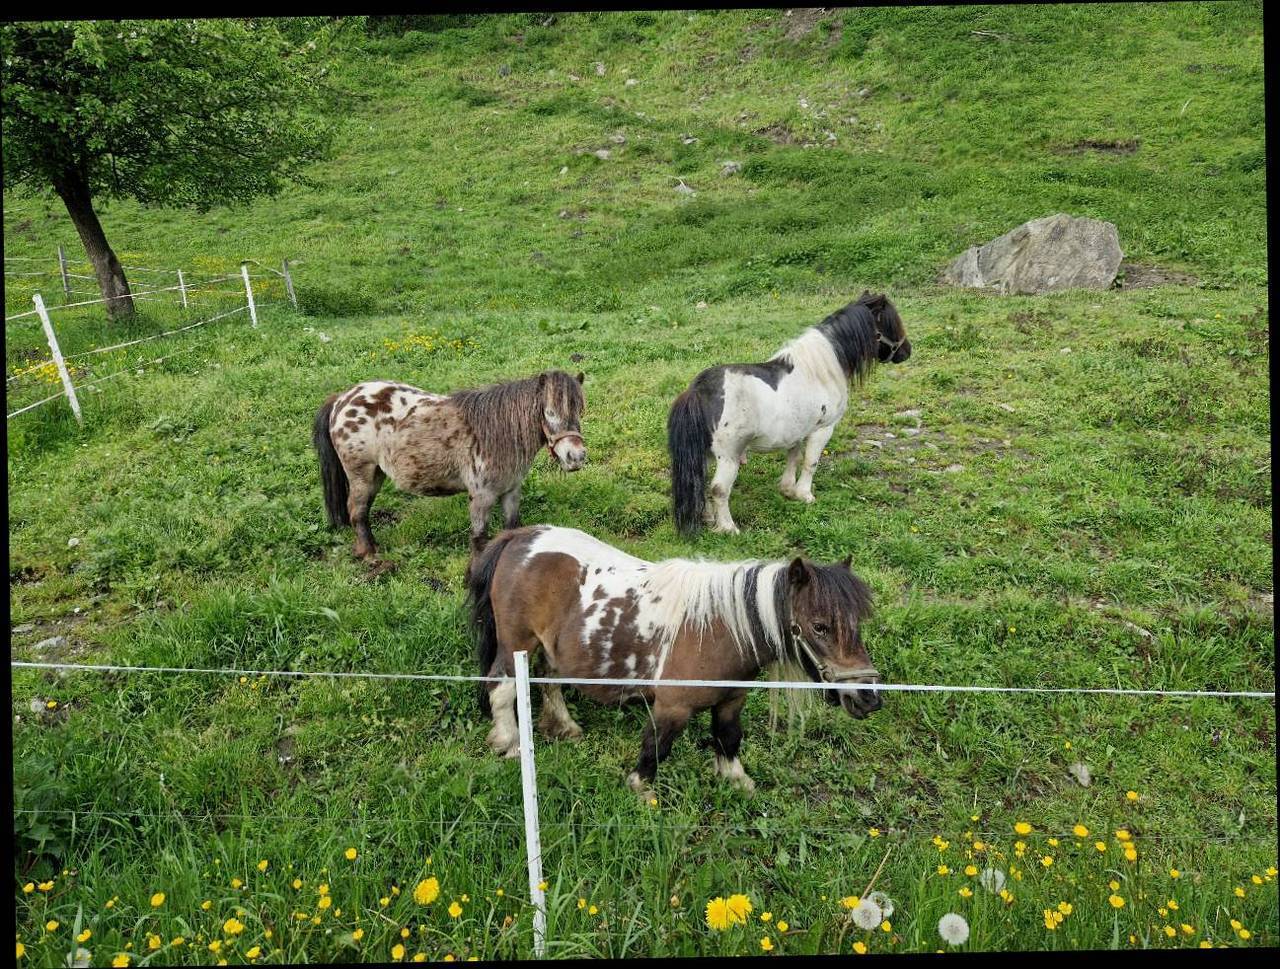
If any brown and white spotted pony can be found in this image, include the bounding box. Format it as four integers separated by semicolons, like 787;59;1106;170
668;292;911;535
468;524;882;794
312;371;586;561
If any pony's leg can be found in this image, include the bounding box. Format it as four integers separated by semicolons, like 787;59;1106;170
346;463;386;559
485;677;521;758
500;487;522;531
710;693;755;794
626;701;692;794
777;443;804;499
468;488;498;557
791;425;835;504
538;683;583;740
707;451;742;534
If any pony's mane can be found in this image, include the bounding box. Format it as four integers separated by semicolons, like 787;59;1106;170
453;371;583;478
641;559;790;674
769;296;884;389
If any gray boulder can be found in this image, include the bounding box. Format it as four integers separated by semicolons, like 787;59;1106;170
943;213;1123;294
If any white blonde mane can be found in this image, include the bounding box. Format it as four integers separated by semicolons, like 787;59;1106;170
640;559;788;675
770;328;847;393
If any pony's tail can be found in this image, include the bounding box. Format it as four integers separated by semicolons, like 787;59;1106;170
313;394;350;528
467;530;521;716
668;387;712;536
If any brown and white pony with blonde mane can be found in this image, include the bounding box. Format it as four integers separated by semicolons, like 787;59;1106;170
313;371;586;562
468;524;882;794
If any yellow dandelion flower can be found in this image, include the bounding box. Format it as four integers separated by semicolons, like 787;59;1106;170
1057;902;1072;915
45;921;59;933
112;955;129;967
38;882;54;892
1268;867;1277;877
1041;856;1053;867
208;941;222;954
223;918;244;936
1251;875;1263;885
318;883;329;895
1115;830;1131;842
706;897;731;931
578;898;586;910
1110;880;1120;891
345;848;358;861
1014;822;1032;835
881;921;892;932
1199;941;1212;948
413;955;427;963
841;896;861;909
1095;842;1107;853
392;944;406;960
760;937;774;952
726;894;753;923
589;905;599;916
868;827;880;837
1170;869;1180;879
172;938;185;947
353;929;364;942
257;860;269;872
1125;791;1139;801
1181;924;1194;935
1043;909;1058;930
22;883;34;894
959;887;973;898
318;896;332;910
537;881;548;892
1234;887;1246;898
1238;929;1252;940
77;930;91;943
1047;838;1058;847
246;946;262;959
1072;825;1089;838
937;865;951;876
761;912;772;922
230;879;242;889
413;878;440;905
1109;895;1125;908
1230;920;1242;931
964;865;978;876
853;941;868;954
201;900;212;910
448;901;463;919
1123;847;1137;862
777;921;789;933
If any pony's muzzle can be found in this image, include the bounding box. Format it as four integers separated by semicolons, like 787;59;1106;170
551;435;587;471
834;672;882;719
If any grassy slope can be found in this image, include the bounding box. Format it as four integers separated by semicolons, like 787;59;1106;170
7;5;1273;961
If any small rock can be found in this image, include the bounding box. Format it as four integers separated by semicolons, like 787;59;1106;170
594;62;606;76
902;427;921;436
609;132;627;144
944;463;965;473
568;73;580;81
594;149;612;160
33;636;66;652
997;403;1016;412
559;166;569;175
318;333;331;343
895;408;922;419
825;131;837;141
1067;762;1092;787
681;135;699;145
857;86;873;98
696;301;708;310
673;180;696;195
883;432;896;439
625;77;638;87
1059;347;1072;354
67;537;80;549
720;160;742;176
13;622;35;634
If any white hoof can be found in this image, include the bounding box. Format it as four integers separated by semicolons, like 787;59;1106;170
711;521;740;535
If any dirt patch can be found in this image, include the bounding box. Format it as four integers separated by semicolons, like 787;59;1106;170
755;122;798;145
1059;138;1139;156
782;8;830;42
1009;309;1054;334
1114;261;1201;289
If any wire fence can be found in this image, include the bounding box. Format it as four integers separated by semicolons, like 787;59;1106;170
4;251;298;425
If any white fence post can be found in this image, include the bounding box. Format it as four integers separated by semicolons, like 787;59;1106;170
56;245;71;303
514;651;548;958
241;263;258;328
282;258;298;310
177;270;188;310
33;293;82;426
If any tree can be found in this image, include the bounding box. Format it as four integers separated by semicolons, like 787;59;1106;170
1;19;337;319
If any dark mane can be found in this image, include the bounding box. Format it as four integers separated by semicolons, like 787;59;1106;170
815;298;880;382
453;371;583;478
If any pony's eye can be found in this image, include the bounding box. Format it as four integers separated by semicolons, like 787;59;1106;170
812;622;829;636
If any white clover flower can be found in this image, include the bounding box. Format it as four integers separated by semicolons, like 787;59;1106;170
851;898;883;930
938;913;969;946
978;867;1006;893
866;891;894;919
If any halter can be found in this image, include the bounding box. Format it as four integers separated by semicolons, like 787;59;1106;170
877;331;906;354
788;622;879;684
543;423;584;458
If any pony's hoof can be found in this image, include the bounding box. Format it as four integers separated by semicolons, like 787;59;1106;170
795;491;815;504
626;772;656;801
539;718;584;741
710;522;740;535
731;774;757;795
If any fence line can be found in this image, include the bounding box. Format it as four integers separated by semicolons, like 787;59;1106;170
62;305;248;361
10;661;1275;700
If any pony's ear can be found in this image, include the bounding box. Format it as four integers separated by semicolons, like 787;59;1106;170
788;557;811;589
537;372;547;391
575;371;585;385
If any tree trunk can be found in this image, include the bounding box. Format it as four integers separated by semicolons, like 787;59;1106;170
53;170;134;320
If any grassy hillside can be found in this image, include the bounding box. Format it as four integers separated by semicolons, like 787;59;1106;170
7;6;1273;962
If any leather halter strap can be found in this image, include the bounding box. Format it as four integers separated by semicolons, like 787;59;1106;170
878;331;906;354
788;622;879;683
543;423;583;457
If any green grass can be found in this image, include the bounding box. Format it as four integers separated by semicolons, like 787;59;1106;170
7;5;1273;962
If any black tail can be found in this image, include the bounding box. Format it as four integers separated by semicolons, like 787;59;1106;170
467;529;522;716
313;394;350;528
668;387;712;536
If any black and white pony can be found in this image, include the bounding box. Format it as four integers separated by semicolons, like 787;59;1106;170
667;293;910;535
